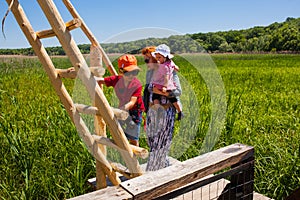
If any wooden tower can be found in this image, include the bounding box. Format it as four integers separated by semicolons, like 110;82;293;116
4;0;147;189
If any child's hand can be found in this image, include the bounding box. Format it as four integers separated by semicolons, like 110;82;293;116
162;87;167;93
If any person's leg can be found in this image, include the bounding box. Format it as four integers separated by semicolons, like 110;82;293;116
170;97;184;120
146;106;176;171
124;111;142;146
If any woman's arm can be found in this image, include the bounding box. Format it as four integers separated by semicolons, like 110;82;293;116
152;86;170;96
150;72;181;97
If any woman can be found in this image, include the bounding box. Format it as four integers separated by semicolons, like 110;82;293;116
141;46;182;171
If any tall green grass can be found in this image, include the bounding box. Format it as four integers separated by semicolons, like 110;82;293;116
0;54;299;199
212;54;300;199
0;57;94;199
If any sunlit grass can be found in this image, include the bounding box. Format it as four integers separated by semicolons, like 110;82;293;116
0;54;299;199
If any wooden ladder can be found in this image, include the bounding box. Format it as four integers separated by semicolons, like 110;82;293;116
5;0;144;189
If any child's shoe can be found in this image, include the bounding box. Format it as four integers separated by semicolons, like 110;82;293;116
177;111;184;120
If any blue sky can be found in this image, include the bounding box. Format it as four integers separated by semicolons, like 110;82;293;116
0;0;299;49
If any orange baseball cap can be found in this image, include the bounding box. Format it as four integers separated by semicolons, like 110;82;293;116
118;54;141;72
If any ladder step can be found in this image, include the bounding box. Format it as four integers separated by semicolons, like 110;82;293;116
75;104;129;120
36;18;81;39
56;68;77;79
56;67;105;79
92;135;149;159
110;162;132;179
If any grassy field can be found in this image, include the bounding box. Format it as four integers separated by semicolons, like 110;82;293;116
0;54;299;199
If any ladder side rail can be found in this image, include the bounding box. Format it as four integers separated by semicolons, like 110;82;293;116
5;0;121;185
36;0;142;176
62;0;117;76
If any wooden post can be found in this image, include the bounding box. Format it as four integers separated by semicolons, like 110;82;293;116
94;115;107;189
90;45;107;189
36;0;142;176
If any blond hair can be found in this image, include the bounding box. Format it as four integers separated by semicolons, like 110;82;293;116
141;46;156;55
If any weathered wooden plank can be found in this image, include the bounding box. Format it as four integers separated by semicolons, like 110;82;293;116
68;186;132;200
120;143;254;199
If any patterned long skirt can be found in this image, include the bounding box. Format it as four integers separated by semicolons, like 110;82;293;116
146;105;176;171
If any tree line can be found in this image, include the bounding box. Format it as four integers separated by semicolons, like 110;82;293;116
1;17;299;55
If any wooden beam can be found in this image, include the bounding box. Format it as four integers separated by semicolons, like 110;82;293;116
36;18;81;39
94;113;107;189
56;68;77;79
68;186;132;200
75;104;129;120
120;143;254;199
92;135;149;159
56;67;105;79
110;162;132;180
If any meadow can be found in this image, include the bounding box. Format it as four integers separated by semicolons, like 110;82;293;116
0;54;299;199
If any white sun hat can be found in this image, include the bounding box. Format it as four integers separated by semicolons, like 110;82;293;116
151;44;174;59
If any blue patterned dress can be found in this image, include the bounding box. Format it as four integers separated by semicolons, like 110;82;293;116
145;96;176;171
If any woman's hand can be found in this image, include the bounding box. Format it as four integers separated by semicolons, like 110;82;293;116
162;87;167;93
153;87;170;96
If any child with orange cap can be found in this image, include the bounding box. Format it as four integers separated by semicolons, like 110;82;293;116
97;54;144;146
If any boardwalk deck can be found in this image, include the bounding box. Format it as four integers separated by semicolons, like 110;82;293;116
70;144;273;200
72;177;272;200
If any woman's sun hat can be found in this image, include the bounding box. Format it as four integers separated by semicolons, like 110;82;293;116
118;54;141;72
151;44;174;59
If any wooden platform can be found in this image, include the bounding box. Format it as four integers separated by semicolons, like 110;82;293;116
75;176;272;200
69;144;273;200
87;156;181;189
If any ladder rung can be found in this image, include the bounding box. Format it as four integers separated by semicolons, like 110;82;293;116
75;104;129;120
36;18;81;39
56;68;77;79
56;67;105;79
110;162;132;179
93;135;149;159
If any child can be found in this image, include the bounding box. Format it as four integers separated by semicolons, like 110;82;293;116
150;44;183;120
97;54;144;146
